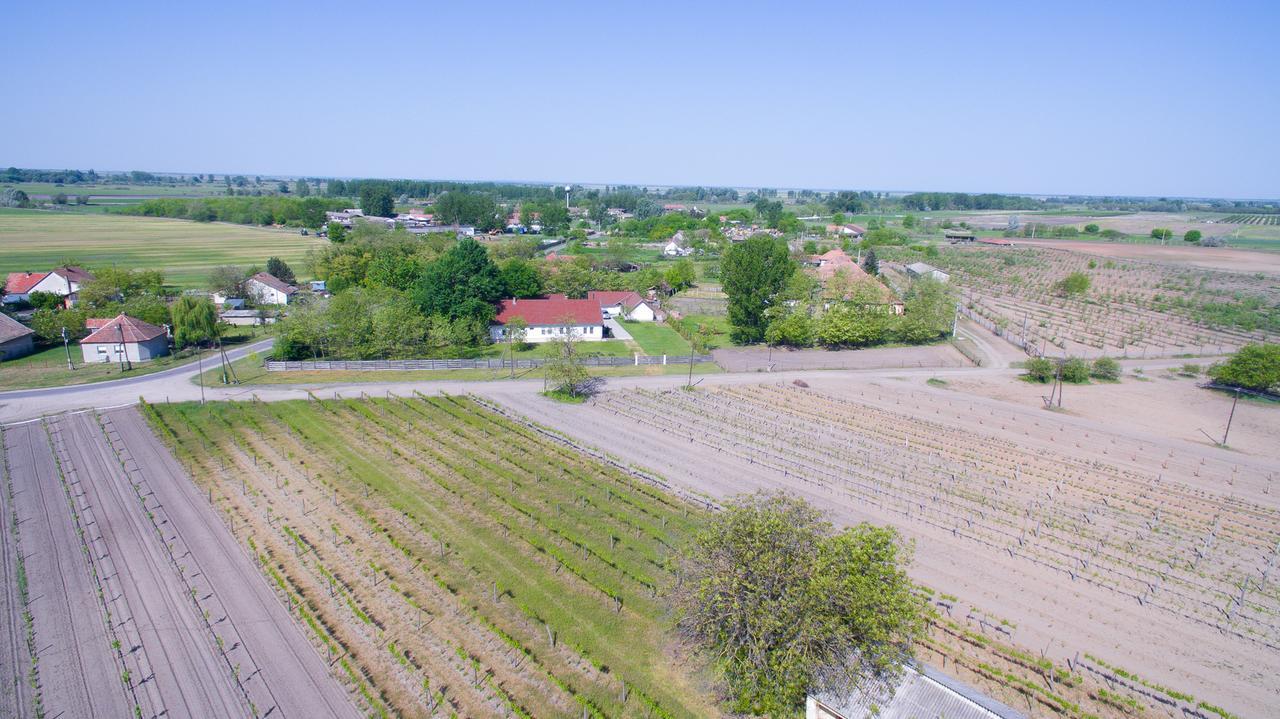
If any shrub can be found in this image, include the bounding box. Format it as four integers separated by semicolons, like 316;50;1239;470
1053;272;1090;295
1083;223;1099;234
1184;229;1202;244
1090;357;1121;381
1023;357;1055;383
1208;343;1280;393
1060;357;1090;383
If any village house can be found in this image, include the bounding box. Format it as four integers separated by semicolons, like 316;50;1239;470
825;223;866;239
0;312;35;361
245;272;297;306
490;296;605;344
586;290;664;322
324;208;364;227
806;248;903;313
605;207;634;220
663;231;694;257
905;261;950;282
3;266;94;306
79;314;169;364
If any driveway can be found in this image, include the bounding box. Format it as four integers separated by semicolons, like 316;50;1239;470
604;318;632;341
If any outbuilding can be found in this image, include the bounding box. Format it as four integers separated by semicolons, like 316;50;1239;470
0;312;35;361
79;314;169;364
246;272;298;306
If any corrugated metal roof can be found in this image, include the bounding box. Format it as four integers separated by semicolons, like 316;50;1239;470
812;664;1029;719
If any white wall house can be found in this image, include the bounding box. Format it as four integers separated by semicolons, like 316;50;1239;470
79;314;170;363
246;272;297;306
4;266;94;306
490;297;605;344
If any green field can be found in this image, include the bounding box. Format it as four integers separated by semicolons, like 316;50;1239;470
1;181;230;198
621;321;692;355
148;396;722;717
0;209;326;288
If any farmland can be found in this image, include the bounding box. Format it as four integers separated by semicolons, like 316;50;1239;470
881;245;1280;357
145;394;721;717
0;209;325;288
493;377;1280;717
0;410;355;718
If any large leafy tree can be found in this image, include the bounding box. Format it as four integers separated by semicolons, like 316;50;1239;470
411;238;504;323
722;235;795;344
359;182;395;217
670;492;924;716
170;296;219;348
265;257;296;284
499;258;543;298
1209;343;1280;393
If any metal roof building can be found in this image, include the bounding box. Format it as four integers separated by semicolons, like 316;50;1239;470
808;664;1029;719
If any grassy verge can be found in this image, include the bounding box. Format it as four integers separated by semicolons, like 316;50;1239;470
196;353;720;386
0;327;267;391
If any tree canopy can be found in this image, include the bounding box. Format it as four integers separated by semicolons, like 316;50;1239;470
360;183;395;217
722;235;794;344
1209;343;1280;393
669;492;925;716
410;238;504;323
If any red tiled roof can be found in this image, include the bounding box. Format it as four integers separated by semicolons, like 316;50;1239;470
249;272;297;295
80;314;167;344
5;272;48;295
85;318;111;330
493;298;603;327
586;290;643;307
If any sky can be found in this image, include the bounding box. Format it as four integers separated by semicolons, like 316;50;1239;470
2;1;1277;199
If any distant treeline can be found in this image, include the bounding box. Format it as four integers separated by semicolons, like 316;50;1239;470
1;167;169;185
114;197;347;228
899;192;1045;212
327;178;559;202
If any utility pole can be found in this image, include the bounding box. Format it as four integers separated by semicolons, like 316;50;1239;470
196;342;206;405
116;320;131;372
60;326;74;370
1222;389;1240;446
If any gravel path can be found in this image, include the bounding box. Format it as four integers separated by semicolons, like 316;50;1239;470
4;421;131;718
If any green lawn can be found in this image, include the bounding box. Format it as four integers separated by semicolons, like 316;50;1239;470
0;326;267;391
675;313;733;349
478;338;632;359
621;321;692;355
0;209;326;288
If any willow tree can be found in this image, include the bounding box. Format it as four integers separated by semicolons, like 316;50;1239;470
171;296;235;383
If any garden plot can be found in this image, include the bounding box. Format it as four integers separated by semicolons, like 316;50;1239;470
492;381;1280;717
145;395;721;718
881;246;1279;357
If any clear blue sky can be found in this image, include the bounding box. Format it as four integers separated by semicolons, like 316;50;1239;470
2;1;1277;198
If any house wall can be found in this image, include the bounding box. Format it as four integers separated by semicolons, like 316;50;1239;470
626;303;656;322
0;335;34;361
81;336;170;363
247;280;289;305
490;323;604;344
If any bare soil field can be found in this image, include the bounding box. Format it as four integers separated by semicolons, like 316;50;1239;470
948;212;1225;238
1017;240;1280;274
942;371;1278;459
489;379;1280;719
0;412;355;718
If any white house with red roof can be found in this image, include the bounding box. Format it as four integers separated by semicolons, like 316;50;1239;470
245;272;297;306
490;296;604;344
585;290;663;322
3;266;94;306
79;314;170;363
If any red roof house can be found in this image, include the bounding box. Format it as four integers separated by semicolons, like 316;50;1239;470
79;314;170;363
4;272;48;299
491;297;605;344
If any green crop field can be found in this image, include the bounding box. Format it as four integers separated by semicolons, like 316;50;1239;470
146;396;721;717
0;209;325;288
1;181;230;198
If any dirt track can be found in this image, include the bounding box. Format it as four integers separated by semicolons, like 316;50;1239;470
0;413;356;719
484;377;1280;718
